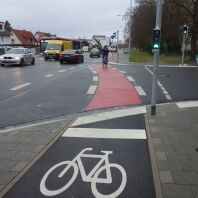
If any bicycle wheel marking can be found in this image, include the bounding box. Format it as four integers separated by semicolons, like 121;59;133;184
40;148;127;198
40;161;78;196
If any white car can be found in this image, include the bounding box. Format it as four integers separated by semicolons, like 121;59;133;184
82;46;89;52
0;48;35;66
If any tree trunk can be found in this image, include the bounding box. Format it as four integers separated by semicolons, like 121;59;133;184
191;0;198;60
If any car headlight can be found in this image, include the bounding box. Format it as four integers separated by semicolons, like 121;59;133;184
14;57;20;60
0;56;3;59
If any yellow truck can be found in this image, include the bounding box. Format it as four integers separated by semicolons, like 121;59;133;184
44;40;72;60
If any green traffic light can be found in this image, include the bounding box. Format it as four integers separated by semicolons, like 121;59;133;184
153;43;159;49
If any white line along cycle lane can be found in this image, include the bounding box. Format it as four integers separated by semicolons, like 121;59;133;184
3;107;156;198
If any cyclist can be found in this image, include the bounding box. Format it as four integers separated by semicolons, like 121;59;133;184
101;45;109;68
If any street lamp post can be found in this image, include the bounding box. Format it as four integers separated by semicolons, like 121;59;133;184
128;0;132;54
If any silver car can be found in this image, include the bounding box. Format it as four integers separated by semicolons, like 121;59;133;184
0;48;35;66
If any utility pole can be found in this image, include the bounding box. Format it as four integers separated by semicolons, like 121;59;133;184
128;0;132;54
117;30;119;63
151;0;163;115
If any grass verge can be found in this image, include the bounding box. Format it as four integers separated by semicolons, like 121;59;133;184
129;50;192;64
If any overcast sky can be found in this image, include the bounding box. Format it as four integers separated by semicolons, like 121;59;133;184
1;0;132;40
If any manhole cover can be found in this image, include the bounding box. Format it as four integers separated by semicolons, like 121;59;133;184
195;147;198;152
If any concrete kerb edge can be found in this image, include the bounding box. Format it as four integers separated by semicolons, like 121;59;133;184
0;119;75;197
144;114;164;198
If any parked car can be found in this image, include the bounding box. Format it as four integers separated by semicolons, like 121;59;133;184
90;48;101;58
0;48;35;66
59;50;84;64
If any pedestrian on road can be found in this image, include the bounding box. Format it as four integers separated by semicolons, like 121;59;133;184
101;45;109;69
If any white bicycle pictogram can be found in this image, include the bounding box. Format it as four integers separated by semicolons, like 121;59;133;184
40;148;127;198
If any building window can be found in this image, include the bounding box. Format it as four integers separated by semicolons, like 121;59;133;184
0;24;3;31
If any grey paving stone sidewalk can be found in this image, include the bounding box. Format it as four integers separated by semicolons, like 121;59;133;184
0;119;72;195
146;104;198;198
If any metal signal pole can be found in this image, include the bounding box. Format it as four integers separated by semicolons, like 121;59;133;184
151;0;163;115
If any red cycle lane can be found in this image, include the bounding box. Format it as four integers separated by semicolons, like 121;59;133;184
87;65;141;111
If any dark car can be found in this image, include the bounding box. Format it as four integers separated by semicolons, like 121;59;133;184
59;50;84;64
90;48;101;58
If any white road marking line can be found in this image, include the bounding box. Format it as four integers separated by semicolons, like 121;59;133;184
62;128;147;139
45;74;53;77
146;67;172;101
72;106;147;126
0;118;66;134
87;85;97;94
165;95;172;100
157;81;162;86
176;101;198;108
145;66;153;75
135;86;146;96
109;62;131;66
120;71;126;74
92;71;97;74
70;67;75;69
127;76;135;82
163;90;168;95
93;76;98;81
9;83;32;91
58;69;66;73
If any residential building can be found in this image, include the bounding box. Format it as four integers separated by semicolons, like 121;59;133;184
11;29;37;45
91;35;110;48
0;21;12;45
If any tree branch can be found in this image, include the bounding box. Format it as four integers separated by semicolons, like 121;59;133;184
166;0;193;17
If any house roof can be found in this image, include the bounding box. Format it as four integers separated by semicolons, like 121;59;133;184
35;31;56;41
12;29;37;45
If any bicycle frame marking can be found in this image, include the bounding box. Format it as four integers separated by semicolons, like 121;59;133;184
58;148;112;183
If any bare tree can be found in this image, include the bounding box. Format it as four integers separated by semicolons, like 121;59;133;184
165;0;197;59
127;0;197;60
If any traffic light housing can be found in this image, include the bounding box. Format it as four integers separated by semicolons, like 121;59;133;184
111;32;116;39
188;26;192;37
153;28;160;49
183;25;188;36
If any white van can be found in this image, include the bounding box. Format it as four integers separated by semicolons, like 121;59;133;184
82;46;89;52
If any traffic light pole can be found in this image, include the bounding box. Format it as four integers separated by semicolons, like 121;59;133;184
117;30;119;63
151;0;163;115
181;33;185;66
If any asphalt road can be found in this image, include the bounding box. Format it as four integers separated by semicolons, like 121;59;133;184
0;53;198;128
